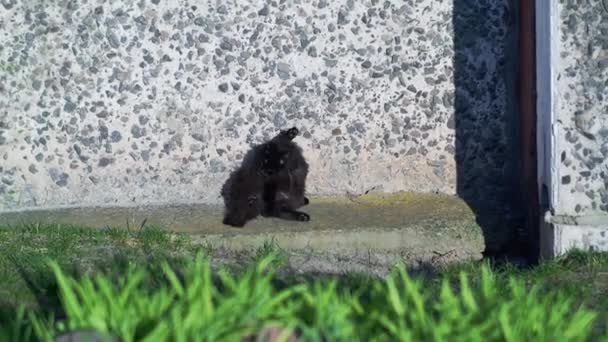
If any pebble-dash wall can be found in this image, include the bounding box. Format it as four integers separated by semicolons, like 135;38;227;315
556;0;608;217
0;0;517;213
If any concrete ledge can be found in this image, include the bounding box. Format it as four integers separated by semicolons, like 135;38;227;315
541;211;608;258
0;192;485;267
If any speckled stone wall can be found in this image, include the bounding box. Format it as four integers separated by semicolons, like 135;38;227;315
555;0;608;217
0;0;516;212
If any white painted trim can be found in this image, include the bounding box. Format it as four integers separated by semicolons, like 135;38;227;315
535;0;559;214
553;223;608;256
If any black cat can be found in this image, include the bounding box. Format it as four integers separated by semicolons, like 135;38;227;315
220;127;310;227
261;127;310;222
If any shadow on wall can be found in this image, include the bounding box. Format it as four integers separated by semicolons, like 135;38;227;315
452;0;525;259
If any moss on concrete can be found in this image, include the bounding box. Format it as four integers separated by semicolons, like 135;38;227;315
0;192;487;266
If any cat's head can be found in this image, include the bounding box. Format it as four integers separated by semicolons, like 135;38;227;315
260;143;290;176
223;194;262;227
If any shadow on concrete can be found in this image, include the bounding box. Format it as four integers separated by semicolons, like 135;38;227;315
452;1;528;262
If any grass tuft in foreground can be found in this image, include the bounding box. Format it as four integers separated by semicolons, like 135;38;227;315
1;224;608;341
2;252;602;342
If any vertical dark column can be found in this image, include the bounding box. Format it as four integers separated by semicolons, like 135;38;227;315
518;0;539;262
453;1;524;260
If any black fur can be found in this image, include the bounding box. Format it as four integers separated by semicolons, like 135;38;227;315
220;167;265;227
220;126;309;227
261;127;310;221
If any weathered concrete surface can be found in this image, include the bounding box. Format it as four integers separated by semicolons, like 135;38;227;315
541;218;608;259
553;1;608;217
0;0;517;217
0;192;486;267
536;1;608;258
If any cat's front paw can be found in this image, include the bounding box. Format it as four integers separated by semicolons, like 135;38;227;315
297;212;310;222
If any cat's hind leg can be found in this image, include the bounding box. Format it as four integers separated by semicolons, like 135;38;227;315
264;205;310;222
